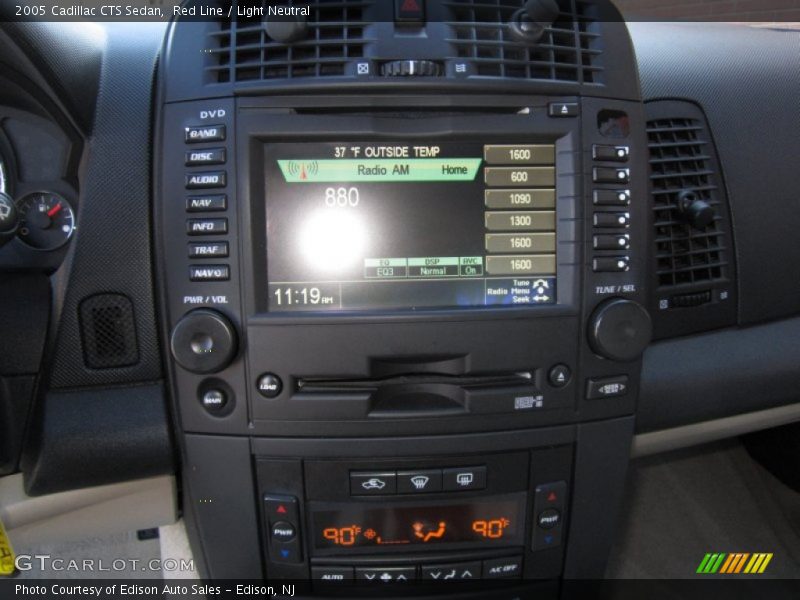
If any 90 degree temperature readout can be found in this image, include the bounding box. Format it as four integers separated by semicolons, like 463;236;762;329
311;496;524;551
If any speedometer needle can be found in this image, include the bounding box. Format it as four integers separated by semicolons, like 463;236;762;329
47;203;62;217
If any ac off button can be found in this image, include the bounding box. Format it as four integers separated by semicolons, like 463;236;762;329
257;373;283;398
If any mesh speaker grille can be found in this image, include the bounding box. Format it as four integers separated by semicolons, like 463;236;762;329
79;294;139;369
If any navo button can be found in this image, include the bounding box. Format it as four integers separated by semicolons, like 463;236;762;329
256;373;283;398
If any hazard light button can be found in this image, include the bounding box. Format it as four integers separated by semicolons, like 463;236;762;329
395;0;425;23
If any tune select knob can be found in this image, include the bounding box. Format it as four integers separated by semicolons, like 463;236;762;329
588;299;652;362
170;309;238;374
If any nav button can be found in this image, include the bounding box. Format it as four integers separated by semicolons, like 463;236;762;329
186;194;227;212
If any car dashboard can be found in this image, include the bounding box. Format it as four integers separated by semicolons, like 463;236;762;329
0;0;799;592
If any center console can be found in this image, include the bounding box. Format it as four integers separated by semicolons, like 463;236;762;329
156;0;651;591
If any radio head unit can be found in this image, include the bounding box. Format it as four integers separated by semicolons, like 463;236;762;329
264;141;558;312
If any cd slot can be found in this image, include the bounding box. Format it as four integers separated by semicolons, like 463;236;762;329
293;372;544;419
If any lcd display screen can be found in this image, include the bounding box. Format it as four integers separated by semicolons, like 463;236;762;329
265;142;557;311
310;494;525;553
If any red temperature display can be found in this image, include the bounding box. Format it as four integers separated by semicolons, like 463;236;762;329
311;495;525;552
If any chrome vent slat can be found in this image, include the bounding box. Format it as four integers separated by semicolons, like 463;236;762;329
647;115;730;288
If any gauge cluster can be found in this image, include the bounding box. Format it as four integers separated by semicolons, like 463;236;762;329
0;111;79;271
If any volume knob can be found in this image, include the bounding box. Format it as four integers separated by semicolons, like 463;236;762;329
170;309;238;374
588;299;652;362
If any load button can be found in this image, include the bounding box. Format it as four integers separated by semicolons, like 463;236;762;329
257;373;283;398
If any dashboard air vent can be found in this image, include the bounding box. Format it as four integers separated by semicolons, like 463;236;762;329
205;0;369;83
444;0;603;83
644;100;736;339
646;113;730;289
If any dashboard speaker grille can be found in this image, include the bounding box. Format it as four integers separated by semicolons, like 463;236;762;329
205;0;369;83
444;0;603;83
79;294;139;369
646;110;731;289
